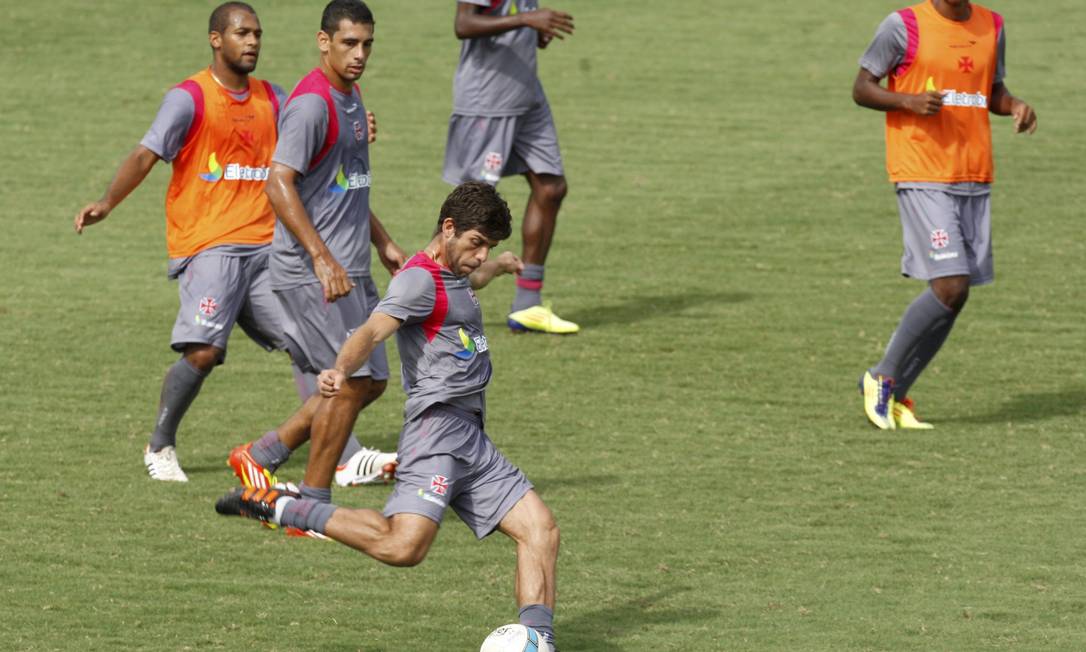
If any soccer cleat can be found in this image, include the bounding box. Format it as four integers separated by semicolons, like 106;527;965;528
860;371;896;430
334;447;398;486
215;483;299;525
144;445;189;482
893;397;934;430
284;526;330;540
227;442;278;489
507;303;580;335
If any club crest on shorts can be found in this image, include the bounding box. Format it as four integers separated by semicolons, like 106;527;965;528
481;151;503;182
430;474;449;496
198;296;219;317
930;229;950;250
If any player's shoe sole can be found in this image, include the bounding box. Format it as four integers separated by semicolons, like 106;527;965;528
334;447;398;486
507;304;580;335
893;397;934;429
859;371;895;430
227;442;278;489
284;526;330;540
215;484;299;525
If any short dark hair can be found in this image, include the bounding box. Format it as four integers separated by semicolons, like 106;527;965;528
437;182;513;241
321;0;375;36
209;2;256;34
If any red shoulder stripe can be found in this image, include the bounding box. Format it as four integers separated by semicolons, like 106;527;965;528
401;253;448;343
286;68;338;169
174;80;204;148
894;8;920;78
261;80;280;126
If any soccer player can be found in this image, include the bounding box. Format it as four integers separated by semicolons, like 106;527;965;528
74;3;290;481
853;0;1037;429
217;182;561;649
443;0;579;335
226;0;408;519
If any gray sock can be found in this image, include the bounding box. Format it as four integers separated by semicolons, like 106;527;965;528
512;264;545;312
293;362;365;466
894;311;958;400
872;287;954;381
519;604;555;646
251;431;291;471
279;498;337;534
149;358;209;452
299;483;332;503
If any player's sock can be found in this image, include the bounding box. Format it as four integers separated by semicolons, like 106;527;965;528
148;358;209;452
293;362;366;466
251;431;292;471
511;264;544;312
299;483;332;503
894;310;958;400
871;287;954;380
518;604;555;646
278;497;336;534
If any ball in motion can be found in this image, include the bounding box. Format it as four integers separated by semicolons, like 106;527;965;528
480;624;552;652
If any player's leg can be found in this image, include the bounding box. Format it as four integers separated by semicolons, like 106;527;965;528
147;253;245;481
324;511;438;566
505;101;578;335
301;375;387;493
497;491;560;645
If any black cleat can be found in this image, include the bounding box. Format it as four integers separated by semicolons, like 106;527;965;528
215;484;299;524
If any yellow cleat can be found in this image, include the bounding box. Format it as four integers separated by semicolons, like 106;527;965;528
507;303;580;335
860;371;895;430
893;397;934;430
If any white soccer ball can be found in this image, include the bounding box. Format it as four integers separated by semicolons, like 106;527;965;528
480;624;553;652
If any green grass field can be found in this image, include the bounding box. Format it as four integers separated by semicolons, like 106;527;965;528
2;1;1085;649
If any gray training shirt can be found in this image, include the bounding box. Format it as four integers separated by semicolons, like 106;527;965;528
376;252;492;422
859;11;1007;195
270;70;373;290
452;0;547;117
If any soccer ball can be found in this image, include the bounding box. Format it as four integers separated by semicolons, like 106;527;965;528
480;624;553;652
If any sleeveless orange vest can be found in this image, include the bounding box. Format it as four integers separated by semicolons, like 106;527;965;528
164;69;280;258
885;1;1002;183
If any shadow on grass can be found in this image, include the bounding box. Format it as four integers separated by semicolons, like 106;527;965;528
531;474;622;492
561;587;717;651
572;291;752;329
943;387;1086;424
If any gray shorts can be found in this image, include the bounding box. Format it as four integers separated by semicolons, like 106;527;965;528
443;101;564;185
273;276;389;380
170;249;287;359
897;188;993;285
384;404;534;539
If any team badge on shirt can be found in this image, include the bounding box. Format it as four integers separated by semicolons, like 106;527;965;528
930;229;950;250
352;120;364;142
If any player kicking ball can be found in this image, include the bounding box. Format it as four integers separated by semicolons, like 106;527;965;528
216;182;560;648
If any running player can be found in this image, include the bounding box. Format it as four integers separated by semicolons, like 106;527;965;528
853;0;1037;429
217;182;561;648
226;0;407;517
74;3;288;481
443;0;579;335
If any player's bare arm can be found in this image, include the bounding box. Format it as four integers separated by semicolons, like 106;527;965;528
453;3;573;41
265;161;355;301
369;211;407;275
74;145;160;233
469;251;523;290
318;311;403;396
367;110;377;144
852;68;944;116
989;83;1037;134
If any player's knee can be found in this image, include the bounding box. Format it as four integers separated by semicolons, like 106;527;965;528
528;510;560;554
932;278;970;313
535;177;568;208
183;345;222;372
363;379;387;405
383;540;429;567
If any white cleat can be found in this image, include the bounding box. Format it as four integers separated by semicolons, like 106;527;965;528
144;445;189;482
334;447;397;486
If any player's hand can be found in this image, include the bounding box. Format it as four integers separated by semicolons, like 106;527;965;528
538;31;553;49
521;8;574;41
903;91;944;116
378;240;408;275
1011;99;1037;134
495;251;524;276
74;201;112;234
367;110;377;144
318;368;346;398
313;253;355;302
